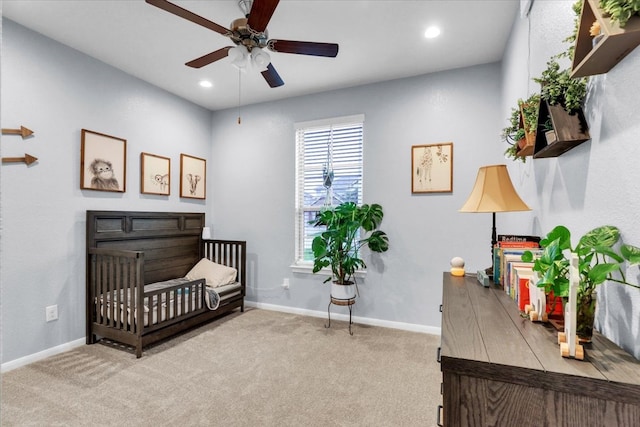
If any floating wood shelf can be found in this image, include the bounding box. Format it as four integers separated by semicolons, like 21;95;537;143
533;100;590;158
571;0;640;78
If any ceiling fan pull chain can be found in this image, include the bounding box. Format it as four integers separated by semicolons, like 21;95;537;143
237;68;242;125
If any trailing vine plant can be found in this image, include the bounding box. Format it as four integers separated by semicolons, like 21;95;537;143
501;106;527;163
599;0;640;28
534;58;587;114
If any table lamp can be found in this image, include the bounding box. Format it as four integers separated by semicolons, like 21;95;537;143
459;164;530;276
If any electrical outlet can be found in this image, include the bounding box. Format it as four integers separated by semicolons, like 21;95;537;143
46;305;58;322
282;278;290;289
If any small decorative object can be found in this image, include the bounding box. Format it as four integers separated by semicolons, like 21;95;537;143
590;20;605;47
180;153;206;199
450;257;465;277
80;129;126;193
411;142;453;193
2;153;38;166
140;152;170;195
558;254;585;360
524;272;549;323
1;125;34;139
202;227;212;240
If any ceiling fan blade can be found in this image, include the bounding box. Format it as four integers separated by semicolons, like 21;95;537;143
247;0;280;33
186;47;232;68
146;0;229;35
261;63;284;88
268;40;339;57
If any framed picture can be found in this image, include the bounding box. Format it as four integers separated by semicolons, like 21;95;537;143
180;153;206;199
80;129;126;192
411;142;453;193
140;152;170;195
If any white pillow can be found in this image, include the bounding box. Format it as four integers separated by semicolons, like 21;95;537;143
186;258;237;288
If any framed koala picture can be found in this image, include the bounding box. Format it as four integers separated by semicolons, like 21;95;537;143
180;153;206;200
80;129;126;193
140;152;170;196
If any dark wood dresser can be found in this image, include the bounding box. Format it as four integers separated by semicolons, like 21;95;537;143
439;272;640;426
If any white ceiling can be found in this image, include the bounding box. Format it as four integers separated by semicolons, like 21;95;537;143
3;0;519;111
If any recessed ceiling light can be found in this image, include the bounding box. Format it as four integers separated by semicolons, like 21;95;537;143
424;26;441;39
199;80;213;88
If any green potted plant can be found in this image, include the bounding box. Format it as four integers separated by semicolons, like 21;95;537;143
600;0;640;28
522;225;640;342
534;58;587;114
310;202;389;299
542;117;556;145
520;94;541;137
502;106;527;163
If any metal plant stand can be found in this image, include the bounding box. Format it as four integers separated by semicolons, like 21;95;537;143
325;297;355;335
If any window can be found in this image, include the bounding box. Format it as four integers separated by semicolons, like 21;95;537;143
294;114;364;265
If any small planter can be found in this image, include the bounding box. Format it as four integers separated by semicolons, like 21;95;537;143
545;130;557;145
331;282;356;300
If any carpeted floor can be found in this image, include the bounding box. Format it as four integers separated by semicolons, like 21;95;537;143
1;308;442;426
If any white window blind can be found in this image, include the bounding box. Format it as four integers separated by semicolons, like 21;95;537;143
294;114;364;264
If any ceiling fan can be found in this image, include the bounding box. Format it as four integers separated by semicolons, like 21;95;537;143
146;0;339;88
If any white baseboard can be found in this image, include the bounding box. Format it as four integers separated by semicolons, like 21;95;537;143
1;338;85;373
245;301;442;336
2;303;441;372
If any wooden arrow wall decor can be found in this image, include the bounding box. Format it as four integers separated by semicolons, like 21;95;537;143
2;153;38;166
2;126;34;139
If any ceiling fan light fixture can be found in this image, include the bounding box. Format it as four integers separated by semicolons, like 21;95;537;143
251;48;271;71
229;45;249;70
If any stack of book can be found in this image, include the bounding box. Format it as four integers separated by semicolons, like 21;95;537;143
493;234;542;311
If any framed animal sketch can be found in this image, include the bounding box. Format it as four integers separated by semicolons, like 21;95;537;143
140;152;170;195
80;129;126;192
411;142;453;193
180;153;206;199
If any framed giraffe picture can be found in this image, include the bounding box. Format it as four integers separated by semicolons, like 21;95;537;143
411;142;453;193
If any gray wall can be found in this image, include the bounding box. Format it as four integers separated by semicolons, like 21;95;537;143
209;65;505;329
3;0;640;365
501;1;640;358
1;19;213;364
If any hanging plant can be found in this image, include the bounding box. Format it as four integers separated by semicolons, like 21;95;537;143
599;0;640;28
520;93;541;135
501;106;526;163
534;59;587;113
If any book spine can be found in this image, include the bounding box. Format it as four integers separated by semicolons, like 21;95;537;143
497;234;541;243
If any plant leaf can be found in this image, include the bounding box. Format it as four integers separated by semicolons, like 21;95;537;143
541;226;571;250
621;244;640;265
588;263;620;285
579;225;620;249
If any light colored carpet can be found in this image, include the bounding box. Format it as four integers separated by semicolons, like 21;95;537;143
1;308;442;426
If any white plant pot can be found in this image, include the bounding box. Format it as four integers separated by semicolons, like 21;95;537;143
331;282;356;300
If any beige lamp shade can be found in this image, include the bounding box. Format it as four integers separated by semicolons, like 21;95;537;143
459;164;530;213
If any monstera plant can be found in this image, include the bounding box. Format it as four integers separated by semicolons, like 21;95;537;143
310;202;389;299
523;225;640;341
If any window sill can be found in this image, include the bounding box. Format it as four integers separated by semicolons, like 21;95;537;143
289;263;367;279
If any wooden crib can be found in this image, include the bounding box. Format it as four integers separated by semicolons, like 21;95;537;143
86;210;246;357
